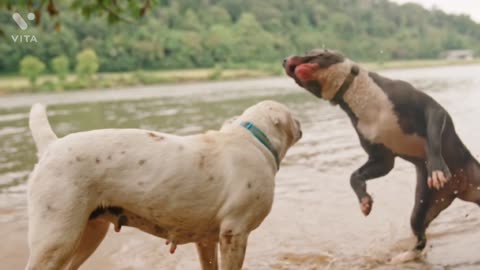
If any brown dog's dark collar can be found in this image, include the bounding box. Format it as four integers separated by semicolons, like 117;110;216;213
331;65;359;105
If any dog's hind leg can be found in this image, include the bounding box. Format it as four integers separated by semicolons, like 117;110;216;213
65;219;110;270
26;176;94;270
390;164;455;264
26;210;89;270
196;240;219;270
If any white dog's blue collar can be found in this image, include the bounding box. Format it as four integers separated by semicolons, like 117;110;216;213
240;121;280;170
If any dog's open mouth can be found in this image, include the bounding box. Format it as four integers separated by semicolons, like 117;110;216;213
283;56;318;81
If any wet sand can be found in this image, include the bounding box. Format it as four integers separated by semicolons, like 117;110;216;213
1;65;480;269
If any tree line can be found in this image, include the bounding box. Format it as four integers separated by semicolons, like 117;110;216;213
1;0;479;74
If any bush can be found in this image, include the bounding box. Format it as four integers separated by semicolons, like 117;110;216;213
208;65;223;80
51;55;70;82
75;49;99;80
39;80;58;92
62;79;90;91
19;55;45;87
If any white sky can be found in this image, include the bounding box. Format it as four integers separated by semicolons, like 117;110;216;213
390;0;480;22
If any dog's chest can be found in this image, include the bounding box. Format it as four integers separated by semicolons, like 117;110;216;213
346;79;426;158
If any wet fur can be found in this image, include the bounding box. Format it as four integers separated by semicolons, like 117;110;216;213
284;49;480;261
26;101;301;270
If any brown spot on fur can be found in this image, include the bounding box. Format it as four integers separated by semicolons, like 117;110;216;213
95;157;100;164
139;159;146;166
75;156;82;162
148;131;164;141
256;195;260;200
147;131;158;138
138;181;144;186
208;176;214;182
107;155;112;160
247;182;252;189
199;155;206;168
121;151;126;154
178;145;184;151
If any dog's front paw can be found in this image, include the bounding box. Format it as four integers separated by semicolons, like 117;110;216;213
427;161;452;190
360;195;373;216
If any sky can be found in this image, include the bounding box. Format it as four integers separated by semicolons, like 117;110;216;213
390;0;480;22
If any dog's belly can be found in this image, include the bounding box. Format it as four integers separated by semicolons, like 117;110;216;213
93;207;218;244
357;115;426;158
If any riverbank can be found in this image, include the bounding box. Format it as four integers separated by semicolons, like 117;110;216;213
1;59;479;95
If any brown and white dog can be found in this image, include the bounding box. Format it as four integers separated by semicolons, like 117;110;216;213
26;101;302;270
283;49;480;263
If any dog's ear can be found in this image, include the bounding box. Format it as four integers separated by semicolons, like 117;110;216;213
267;106;282;126
273;117;281;126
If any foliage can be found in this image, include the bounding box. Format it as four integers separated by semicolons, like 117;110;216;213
75;49;99;80
1;0;480;74
19;55;45;86
51;55;69;81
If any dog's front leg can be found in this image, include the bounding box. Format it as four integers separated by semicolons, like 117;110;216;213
425;107;452;190
196;240;219;270
351;153;395;216
219;228;249;270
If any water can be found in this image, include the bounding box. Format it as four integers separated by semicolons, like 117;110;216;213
1;65;480;269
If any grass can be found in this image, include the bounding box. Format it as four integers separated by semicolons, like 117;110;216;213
0;66;280;95
0;59;479;95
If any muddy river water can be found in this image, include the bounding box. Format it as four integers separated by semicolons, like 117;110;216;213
1;65;480;269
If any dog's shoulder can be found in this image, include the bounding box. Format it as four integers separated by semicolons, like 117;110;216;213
367;72;432;106
366;71;448;136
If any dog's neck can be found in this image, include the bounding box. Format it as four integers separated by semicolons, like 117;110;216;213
339;69;392;122
240;121;280;169
222;120;285;171
330;65;359;105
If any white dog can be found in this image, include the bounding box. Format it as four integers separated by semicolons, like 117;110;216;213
26;100;302;270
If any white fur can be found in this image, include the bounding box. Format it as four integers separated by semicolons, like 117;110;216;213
26;100;301;270
331;64;427;158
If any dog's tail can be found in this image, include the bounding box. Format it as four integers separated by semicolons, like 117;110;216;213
29;103;57;157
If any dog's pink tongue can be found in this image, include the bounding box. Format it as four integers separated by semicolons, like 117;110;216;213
295;63;316;81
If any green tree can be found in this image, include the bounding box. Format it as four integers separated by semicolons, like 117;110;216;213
75;49;99;79
51;55;70;81
181;9;201;31
20;56;45;87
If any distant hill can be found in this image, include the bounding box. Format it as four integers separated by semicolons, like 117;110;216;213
1;0;479;73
